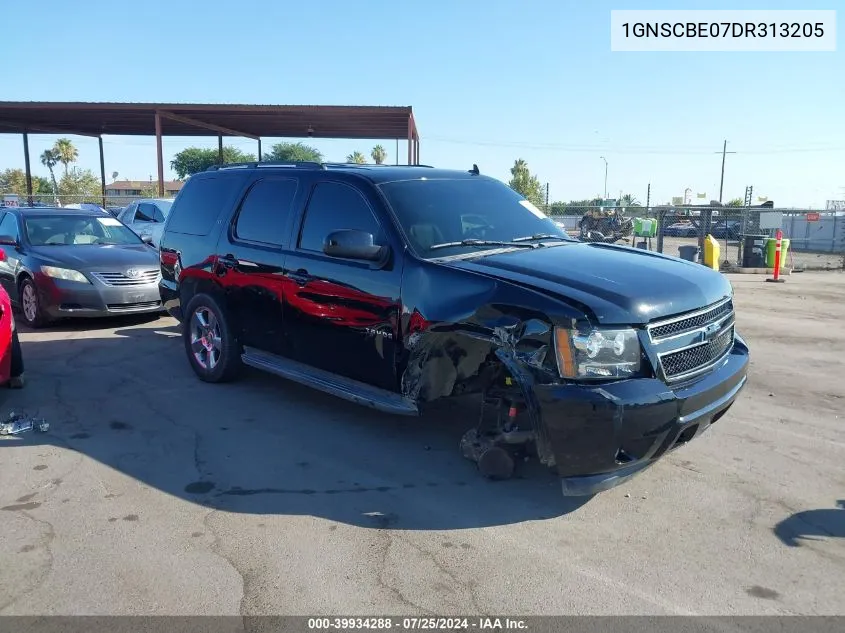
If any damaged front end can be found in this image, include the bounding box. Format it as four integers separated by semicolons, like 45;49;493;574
396;285;749;497
398;299;568;484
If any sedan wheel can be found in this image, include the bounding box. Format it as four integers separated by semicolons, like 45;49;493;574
19;278;49;328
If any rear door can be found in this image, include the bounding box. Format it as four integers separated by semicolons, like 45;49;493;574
214;175;301;356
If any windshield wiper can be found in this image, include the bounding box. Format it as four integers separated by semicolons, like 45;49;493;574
428;239;539;252
512;233;570;243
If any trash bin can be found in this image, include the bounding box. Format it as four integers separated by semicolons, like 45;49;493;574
741;235;768;268
702;234;720;270
765;237;791;269
678;245;700;262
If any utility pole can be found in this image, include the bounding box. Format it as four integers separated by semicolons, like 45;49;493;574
600;156;608;200
646;183;651;210
545;182;550;211
715;140;736;203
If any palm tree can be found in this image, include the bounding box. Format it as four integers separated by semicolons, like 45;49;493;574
620;193;641;207
371;145;387;165
40;149;60;202
53;138;78;176
346;151;367;164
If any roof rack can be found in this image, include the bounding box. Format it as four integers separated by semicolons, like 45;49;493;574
206;161;326;171
322;163;435;169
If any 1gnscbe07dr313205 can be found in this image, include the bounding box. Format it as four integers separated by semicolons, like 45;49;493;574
157;160;749;498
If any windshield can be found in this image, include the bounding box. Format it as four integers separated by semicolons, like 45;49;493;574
24;214;144;246
378;178;573;258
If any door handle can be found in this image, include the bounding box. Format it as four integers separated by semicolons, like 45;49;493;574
288;269;313;286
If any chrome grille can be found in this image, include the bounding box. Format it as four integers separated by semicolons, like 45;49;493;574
648;296;736;383
660;325;735;380
91;270;160;287
648;298;733;341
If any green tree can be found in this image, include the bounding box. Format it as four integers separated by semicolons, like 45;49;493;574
261;142;323;163
371;145;387;165
40;149;60;199
57;167;101;203
346;151;367;164
507;159;545;208
726;198;744;207
621;193;641;207
170;146;256;179
0;169;51;197
53;138;79;176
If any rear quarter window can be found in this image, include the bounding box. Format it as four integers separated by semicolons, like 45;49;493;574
165;174;247;236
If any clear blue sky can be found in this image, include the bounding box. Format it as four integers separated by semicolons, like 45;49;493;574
1;0;842;208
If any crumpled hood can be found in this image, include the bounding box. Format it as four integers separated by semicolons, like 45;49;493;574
30;244;159;271
438;242;733;325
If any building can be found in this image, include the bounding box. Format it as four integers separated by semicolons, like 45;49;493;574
104;179;184;204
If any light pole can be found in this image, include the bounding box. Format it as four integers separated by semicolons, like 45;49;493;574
600;156;608;200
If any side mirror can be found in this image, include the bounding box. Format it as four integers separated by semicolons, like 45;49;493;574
141;234;154;244
0;235;17;247
323;229;386;262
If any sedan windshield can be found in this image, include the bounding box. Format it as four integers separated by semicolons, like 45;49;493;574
378;177;573;258
24;214;144;246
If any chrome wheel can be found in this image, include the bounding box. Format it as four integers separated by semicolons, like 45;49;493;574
22;283;38;323
190;306;223;371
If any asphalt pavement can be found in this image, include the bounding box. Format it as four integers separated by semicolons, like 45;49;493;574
1;272;843;616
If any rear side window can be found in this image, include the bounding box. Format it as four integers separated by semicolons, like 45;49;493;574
234;178;298;247
166;175;245;236
298;181;383;253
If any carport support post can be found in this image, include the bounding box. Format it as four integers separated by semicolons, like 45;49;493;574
218;135;223;165
155;111;165;197
98;136;106;209
407;117;413;165
257;138;262;162
22;132;33;204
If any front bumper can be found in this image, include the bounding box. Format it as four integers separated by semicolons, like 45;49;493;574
532;334;749;496
37;275;164;319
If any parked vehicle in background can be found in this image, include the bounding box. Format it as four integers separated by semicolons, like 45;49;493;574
0;207;162;328
663;222;698;237
117;199;173;248
0;275;24;388
158;161;749;498
710;220;742;240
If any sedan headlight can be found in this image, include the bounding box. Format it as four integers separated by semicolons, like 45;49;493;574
554;326;641;380
40;266;90;284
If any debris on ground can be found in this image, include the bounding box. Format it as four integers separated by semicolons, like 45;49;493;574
0;411;49;436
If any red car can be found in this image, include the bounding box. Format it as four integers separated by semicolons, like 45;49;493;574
0;251;24;388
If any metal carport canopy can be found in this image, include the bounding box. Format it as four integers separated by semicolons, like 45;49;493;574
0;101;421;201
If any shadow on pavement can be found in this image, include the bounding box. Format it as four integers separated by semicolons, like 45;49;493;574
0;320;591;530
773;501;845;547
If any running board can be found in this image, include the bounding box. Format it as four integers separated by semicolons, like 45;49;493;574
241;347;419;416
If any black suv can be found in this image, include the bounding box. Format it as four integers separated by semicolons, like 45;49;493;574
159;162;749;496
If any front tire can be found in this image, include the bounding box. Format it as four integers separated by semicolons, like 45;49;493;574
182;293;242;383
19;277;49;329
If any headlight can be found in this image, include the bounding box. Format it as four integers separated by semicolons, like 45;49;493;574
554;326;641;380
41;266;90;284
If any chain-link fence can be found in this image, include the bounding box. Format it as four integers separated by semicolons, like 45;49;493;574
548;206;845;271
3;192;175;214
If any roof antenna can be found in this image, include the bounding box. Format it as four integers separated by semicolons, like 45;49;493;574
469;164;479;175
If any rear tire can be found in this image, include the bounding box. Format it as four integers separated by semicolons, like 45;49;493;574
19;277;50;329
182;293;242;383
